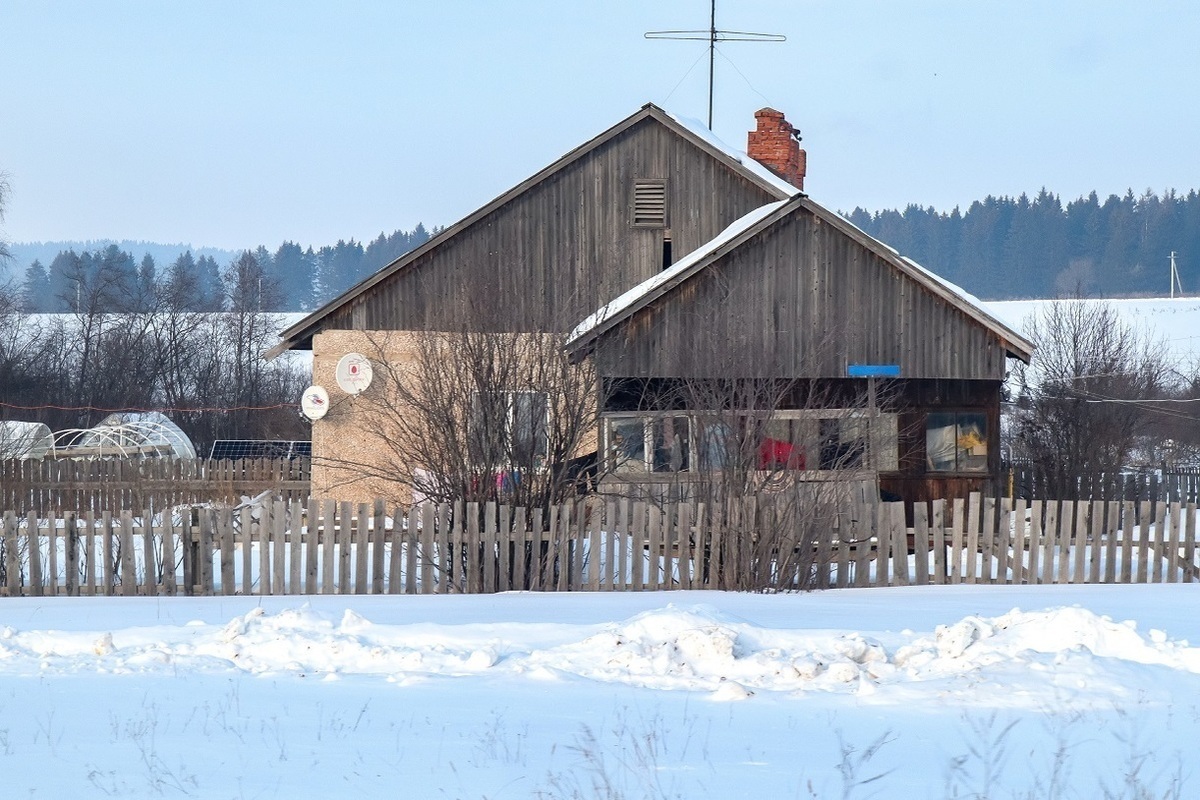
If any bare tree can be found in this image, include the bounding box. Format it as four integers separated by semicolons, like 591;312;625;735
1011;300;1172;496
1156;364;1200;467
0;171;10;265
315;327;597;509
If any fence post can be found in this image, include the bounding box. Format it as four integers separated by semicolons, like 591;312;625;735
965;493;981;584
532;507;546;591
321;500;336;594
996;498;1013;585
162;510;177;597
1027;500;1043;584
200;508;216;596
912;502;930;586
483;502;497;594
1012;498;1028;585
370;500;386;595
423;503;439;594
498;504;513;593
219;506;235;597
65;511;79;597
1185;502;1197;582
3;511;19;597
305;499;319;595
353;502;369;595
239;505;253;595
404;506;419;595
26;510;42;597
890;502;909;587
555;502;571;592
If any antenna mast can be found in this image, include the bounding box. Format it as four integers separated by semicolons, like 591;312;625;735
645;0;785;129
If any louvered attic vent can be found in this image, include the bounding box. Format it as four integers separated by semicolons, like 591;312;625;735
633;180;667;227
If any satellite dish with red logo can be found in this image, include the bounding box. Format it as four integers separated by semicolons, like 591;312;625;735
335;353;374;395
300;385;330;420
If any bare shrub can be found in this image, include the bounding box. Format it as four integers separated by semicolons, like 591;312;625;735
1011;300;1172;496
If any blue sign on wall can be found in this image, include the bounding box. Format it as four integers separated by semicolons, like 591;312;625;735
846;364;901;378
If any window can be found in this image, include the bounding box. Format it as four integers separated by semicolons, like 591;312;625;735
926;412;988;473
468;391;549;467
632;180;667;227
603;410;897;474
606;414;691;474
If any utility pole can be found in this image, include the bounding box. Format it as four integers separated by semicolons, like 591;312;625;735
1169;251;1183;298
645;0;785;129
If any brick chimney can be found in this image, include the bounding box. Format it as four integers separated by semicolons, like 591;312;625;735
747;108;806;191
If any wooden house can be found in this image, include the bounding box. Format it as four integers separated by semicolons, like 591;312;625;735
270;103;1032;505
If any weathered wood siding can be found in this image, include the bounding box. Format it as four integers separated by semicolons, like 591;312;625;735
325;117;777;333
592;208;1010;381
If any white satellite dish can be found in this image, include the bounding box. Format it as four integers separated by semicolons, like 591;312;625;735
335;352;374;395
301;385;330;420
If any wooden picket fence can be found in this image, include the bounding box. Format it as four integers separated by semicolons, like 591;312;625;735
0;457;311;514
1;492;1197;598
1004;463;1200;504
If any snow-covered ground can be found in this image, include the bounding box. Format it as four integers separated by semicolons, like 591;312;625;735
1;585;1197;797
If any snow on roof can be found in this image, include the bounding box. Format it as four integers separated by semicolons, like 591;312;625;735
667;113;803;199
568;199;791;344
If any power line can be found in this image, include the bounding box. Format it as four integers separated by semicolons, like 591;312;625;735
0;401;296;414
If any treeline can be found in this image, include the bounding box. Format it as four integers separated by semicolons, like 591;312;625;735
847;189;1200;299
0;252;309;454
14;224;437;313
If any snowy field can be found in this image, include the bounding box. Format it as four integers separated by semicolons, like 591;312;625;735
0;585;1197;798
984;297;1200;366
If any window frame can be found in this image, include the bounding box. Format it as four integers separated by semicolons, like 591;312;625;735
924;410;989;474
601;409;899;476
468;389;550;469
603;411;692;475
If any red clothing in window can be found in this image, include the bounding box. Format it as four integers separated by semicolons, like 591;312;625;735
758;438;805;470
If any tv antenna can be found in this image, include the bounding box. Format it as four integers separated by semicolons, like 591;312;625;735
646;0;785;129
1169;251;1183;298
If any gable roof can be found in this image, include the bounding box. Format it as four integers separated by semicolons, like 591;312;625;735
266;103;801;360
566;196;1034;364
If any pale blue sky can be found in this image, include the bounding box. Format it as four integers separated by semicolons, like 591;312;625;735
1;1;1196;252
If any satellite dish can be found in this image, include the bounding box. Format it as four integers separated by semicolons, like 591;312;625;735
335;352;374;395
301;385;330;420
